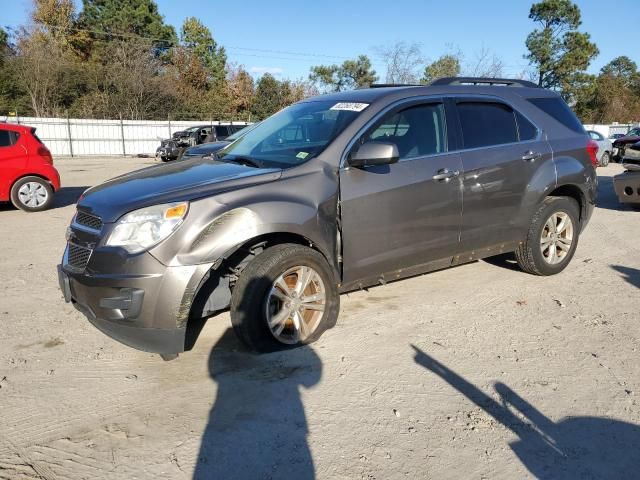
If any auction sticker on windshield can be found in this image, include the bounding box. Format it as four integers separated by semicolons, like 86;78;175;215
330;102;369;112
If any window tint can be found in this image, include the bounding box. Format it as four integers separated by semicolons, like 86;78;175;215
215;126;230;138
527;97;584;133
0;130;12;147
361;103;446;160
516;111;538;141
458;102;518;148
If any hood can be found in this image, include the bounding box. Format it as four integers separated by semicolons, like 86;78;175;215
183;141;230;157
613;134;640;147
78;157;282;222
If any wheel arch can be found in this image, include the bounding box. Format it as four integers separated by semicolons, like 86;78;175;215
184;231;337;351
546;183;585;222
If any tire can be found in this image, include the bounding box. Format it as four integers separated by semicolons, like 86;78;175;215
230;243;339;353
515;197;580;276
600;152;610;167
10;176;54;212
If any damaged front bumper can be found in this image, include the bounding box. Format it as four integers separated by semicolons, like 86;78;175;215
58;245;213;354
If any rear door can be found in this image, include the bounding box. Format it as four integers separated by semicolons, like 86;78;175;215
453;98;552;252
339;99;464;285
0;129;27;200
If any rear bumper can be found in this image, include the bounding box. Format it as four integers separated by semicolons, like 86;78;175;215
613;171;640;205
57;249;212;354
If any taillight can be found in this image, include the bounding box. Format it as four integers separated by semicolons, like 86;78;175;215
586;139;599;167
37;146;53;164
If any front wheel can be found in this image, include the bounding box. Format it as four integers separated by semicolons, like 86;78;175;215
515;197;580;276
10;176;54;212
230;244;339;352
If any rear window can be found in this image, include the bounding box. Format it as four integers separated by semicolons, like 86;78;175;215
458;102;518;149
527;97;585;134
0;130;12;147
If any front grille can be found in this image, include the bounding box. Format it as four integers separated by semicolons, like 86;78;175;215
75;211;103;231
67;243;92;271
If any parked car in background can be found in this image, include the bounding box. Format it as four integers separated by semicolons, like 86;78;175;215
612;126;640;162
58;77;597;358
0;123;60;212
613;140;640;208
180;123;258;160
609;133;626;141
156;124;245;162
587;130;613;166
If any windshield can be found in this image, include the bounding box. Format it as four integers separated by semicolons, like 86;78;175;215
225;122;260;142
217;100;366;168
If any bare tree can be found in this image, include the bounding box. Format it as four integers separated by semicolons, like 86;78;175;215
376;41;424;84
465;46;505;78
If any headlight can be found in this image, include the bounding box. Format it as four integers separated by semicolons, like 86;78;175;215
105;202;188;253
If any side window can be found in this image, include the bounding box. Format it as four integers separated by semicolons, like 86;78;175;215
458;102;518;149
360;103;447;161
215;126;230;138
527;97;584;134
589;131;603;141
0;130;12;147
516;111;539;141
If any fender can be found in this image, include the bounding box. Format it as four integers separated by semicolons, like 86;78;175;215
149;166;341;277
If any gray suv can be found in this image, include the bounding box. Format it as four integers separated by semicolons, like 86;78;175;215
58;77;597;358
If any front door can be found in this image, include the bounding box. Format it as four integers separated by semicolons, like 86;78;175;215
339;101;463;286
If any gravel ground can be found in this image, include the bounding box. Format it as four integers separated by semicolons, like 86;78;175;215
0;156;638;479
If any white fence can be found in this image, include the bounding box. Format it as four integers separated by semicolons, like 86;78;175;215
584;124;638;138
0;116;251;157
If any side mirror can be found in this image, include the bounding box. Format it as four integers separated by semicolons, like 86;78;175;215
348;141;399;168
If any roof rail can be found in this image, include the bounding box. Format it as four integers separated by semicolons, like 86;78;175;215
430;77;540;88
368;83;423;88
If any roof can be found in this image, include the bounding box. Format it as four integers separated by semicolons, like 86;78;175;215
0;122;33;133
301;78;557;106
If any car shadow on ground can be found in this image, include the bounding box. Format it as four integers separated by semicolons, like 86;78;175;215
483;252;521;271
611;265;640;290
412;345;640;479
52;186;89;209
194;277;321;480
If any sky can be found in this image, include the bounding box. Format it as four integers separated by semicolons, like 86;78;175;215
3;0;638;81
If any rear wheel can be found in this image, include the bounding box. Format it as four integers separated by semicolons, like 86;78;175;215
600;152;610;167
10;176;54;212
515;197;580;276
230;244;339;352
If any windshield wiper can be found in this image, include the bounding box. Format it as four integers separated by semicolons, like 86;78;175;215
217;154;262;168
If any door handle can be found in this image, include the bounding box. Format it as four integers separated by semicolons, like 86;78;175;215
432;168;460;182
522;150;542;162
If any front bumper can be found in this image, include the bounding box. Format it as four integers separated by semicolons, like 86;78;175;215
613;171;640;205
58;247;212;354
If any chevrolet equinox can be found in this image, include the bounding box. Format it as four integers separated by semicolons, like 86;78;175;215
58;77;597;358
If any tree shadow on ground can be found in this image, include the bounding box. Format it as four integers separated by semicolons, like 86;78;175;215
611;265;640;290
412;345;640;479
193;325;321;480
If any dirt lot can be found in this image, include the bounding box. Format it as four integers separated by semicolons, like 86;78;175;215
0;156;638;479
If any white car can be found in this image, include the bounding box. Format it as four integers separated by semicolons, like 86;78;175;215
587;130;613;167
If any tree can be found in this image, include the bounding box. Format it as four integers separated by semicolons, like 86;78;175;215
309;55;377;92
525;0;598;94
421;54;461;84
467;47;505;78
180;17;226;85
252;73;285;119
377;42;423;84
78;0;176;44
226;64;255;119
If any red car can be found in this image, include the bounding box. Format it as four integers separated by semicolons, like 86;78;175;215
0;123;60;211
